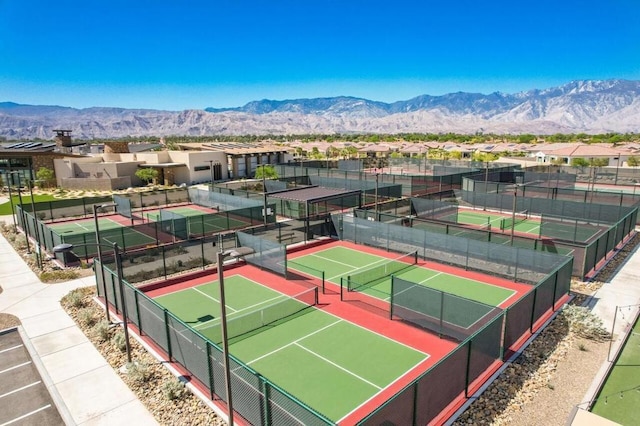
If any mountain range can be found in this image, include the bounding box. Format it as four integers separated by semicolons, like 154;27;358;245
1;79;639;139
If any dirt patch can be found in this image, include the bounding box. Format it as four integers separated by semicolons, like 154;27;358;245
0;313;21;330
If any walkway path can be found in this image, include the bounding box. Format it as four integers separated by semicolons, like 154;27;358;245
0;214;158;425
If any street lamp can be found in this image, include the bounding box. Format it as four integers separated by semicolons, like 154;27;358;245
53;241;132;363
374;173;380;217
5;173;17;232
258;165;268;227
26;179;43;270
209;160;214;192
216;249;234;426
510;184;522;246
9;172;30;253
216;245;254;426
93;202;118;323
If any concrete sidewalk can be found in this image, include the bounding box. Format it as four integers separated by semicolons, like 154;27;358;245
0;226;157;425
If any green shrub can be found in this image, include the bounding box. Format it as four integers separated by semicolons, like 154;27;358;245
78;308;97;327
67;290;85;308
39;269;80;283
163;378;186;401
93;320;111;342
112;332;127;352
126;362;152;384
561;305;610;341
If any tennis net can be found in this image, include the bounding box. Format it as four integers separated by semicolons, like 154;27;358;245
347;251;418;292
200;287;318;344
500;210;529;230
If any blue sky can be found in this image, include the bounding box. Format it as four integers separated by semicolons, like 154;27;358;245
1;0;638;110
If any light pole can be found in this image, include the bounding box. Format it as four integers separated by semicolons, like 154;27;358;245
510;184;521;246
9;172;30;253
6;173;17;232
214;245;253;425
217;249;234;426
209;160;214;192
27;179;43;270
374;173;380;217
93;202;118;322
53;241;132;363
258;165;268;227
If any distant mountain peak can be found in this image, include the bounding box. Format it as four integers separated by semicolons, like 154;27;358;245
1;79;639;138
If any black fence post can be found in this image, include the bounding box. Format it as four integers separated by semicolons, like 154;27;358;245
164;310;172;359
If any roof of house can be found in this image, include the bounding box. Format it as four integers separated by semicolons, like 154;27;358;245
543;144;628;157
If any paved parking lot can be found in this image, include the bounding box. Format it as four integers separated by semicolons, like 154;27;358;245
0;327;64;426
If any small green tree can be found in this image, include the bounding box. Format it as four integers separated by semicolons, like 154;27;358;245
627;156;640;167
135;168;159;185
36;167;55;188
310;147;323;159
571;158;590;167
254;165;278;180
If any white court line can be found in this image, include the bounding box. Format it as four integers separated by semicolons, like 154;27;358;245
0;381;41;399
0;344;22;354
73;222;91;232
294;343;382;390
383;272;443;301
192;287;237;313
327;256;391;282
0;361;31;375
193;293;287;329
245;320;342;365
336;355;428;424
524;224;541;234
308;253;358;269
0;404;51;426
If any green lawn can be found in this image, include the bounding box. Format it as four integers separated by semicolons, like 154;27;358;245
591;318;640;425
0;194;58;215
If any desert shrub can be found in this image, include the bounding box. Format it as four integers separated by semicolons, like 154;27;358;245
93;320;111;342
78;308;97;327
163;378;186;401
66;290;86;308
112;331;128;352
561;305;610;341
40;270;80;283
126;362;153;384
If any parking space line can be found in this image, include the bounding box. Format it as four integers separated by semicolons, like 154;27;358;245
0;381;41;399
0;361;31;375
0;345;23;354
0;404;52;426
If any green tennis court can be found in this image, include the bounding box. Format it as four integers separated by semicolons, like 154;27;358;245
145;207;250;234
457;209;542;235
144;206;209;220
153;274;428;422
47;217;125;234
288;246;515;307
47;217;157;256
